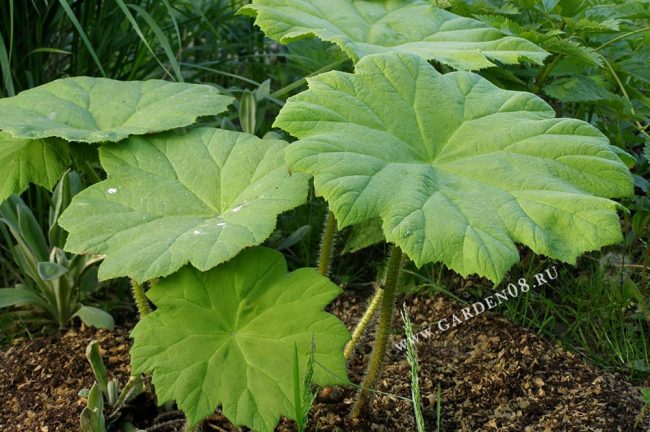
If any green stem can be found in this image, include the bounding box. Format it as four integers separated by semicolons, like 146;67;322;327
270;59;347;100
532;54;561;94
350;245;403;418
596;26;650;51
640;229;650;293
344;285;383;360
634;404;648;430
130;279;151;318
318;211;337;277
600;55;647;135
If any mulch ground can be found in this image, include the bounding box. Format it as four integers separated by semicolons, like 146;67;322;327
1;291;649;432
0;325;133;431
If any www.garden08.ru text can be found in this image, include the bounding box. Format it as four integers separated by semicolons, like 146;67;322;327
394;266;559;352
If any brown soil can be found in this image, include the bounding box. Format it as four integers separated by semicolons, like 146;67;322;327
0;325;132;431
1;292;648;432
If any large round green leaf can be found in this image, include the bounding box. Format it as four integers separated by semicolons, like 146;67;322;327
276;52;633;283
0;77;233;143
240;0;548;70
0;133;70;202
59;128;309;282
130;247;350;430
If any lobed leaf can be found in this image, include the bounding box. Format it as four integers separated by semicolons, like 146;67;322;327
59;128;309;282
0;133;70;202
543;76;619;103
130;247;350;430
240;0;548;70
0;77;233;143
276;52;634;283
585;1;650;20
542;38;603;68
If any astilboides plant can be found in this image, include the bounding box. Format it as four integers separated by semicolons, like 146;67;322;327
0;1;635;431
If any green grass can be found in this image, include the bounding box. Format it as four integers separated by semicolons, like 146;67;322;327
487;252;649;382
401;248;650;383
0;0;322;97
401;304;426;432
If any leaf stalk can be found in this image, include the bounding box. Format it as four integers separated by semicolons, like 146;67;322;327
317;210;337;277
350;245;403;418
130;279;151;318
344;285;383;359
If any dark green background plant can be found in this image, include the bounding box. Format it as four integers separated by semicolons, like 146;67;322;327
0;171;112;329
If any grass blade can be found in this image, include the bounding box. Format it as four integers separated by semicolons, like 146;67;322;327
57;0;106;77
127;3;183;82
0;33;14;96
401;304;426;432
114;0;182;82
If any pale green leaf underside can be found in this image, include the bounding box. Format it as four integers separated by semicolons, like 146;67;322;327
0;77;233;143
59;128;309;282
240;0;548;70
0;132;70;202
277;52;633;283
130;247;350;430
342;218;385;254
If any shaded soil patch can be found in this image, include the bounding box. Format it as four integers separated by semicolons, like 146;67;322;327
0;325;132;431
1;292;648;431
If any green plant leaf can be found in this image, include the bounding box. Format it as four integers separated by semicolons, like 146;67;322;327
585;1;650;19
543;76;619;103
617;47;650;84
0;287;43;308
85;341;110;400
641;387;650;404
130;247;349;431
74;305;115;329
240;0;548;70
277;52;633;283
563;17;620;33
37;261;69;281
342;219;385;254
610;145;636;169
0;77;233;143
59;128;309;282
0;133;70;202
541;38;603;68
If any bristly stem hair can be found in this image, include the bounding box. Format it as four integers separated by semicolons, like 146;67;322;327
318;210;338;277
344;284;383;359
351;245;403;418
130;279;151;318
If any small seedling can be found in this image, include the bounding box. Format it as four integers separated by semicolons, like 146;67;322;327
634;387;650;430
79;340;144;432
0;172;112;329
